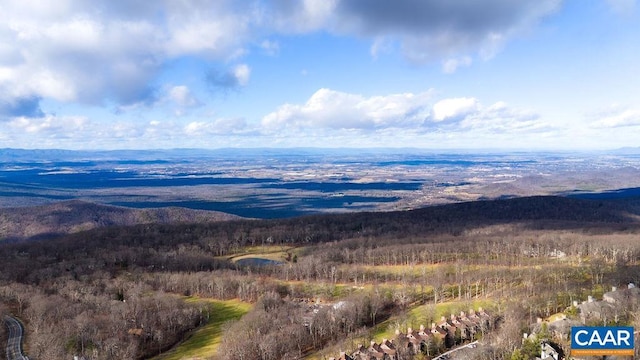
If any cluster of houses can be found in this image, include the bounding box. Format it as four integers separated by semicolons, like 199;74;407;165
328;308;492;360
576;283;640;324
525;283;640;360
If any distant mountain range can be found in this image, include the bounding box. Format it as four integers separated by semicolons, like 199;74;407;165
0;147;419;162
0;200;243;241
611;147;640;155
2;147;639;162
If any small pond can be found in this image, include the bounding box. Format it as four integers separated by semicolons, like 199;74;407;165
234;257;284;267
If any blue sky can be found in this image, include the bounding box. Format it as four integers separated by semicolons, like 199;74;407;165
0;0;638;150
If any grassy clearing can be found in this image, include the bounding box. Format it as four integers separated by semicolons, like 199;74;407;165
284;280;364;299
231;252;287;262
226;245;298;263
343;264;442;277
153;298;252;360
546;313;567;322
346;263;557;279
410;299;495;322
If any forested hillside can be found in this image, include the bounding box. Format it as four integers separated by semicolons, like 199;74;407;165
0;200;242;241
0;196;639;359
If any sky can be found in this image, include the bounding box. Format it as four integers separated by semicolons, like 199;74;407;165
0;0;639;150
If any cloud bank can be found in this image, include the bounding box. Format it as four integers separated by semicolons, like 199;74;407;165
262;88;547;135
0;0;563;117
331;0;561;63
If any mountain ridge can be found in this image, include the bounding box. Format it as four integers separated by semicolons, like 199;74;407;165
0;200;243;241
2;195;639;243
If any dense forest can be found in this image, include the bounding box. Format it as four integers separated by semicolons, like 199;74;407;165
1;195;640;359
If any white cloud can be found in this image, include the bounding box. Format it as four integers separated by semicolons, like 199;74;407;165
165;85;202;116
262;89;549;142
260;40;280;56
432;98;479;122
0;87;558;149
442;56;473;74
9;114;87;135
269;0;338;33
459;102;546;133
165;16;247;58
185;117;248;136
591;106;640;128
233;64;251;86
262;88;433;131
430;98;547;134
370;37;393;59
168;86;200;108
1;2;166;105
0;0;257;109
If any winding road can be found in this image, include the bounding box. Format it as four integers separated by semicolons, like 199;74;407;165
4;316;29;360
